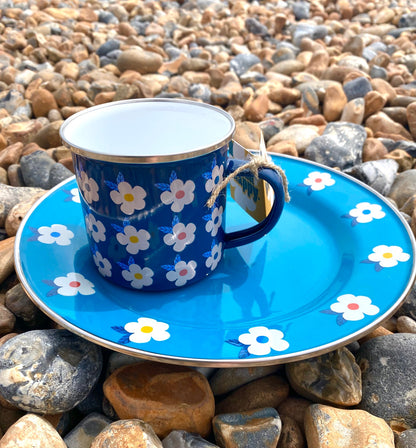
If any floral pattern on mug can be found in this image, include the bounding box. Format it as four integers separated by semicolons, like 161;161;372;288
203;241;223;271
321;294;379;325
105;172;146;216
226;326;289;358
361;245;410;271
342;202;385;226
112;317;170;344
203;157;224;193
63;187;80;203
112;219;151;255
79;171;99;204
156;171;195;212
85;213;106;243
92;250;112;277
159;215;196;252
118;256;154;289
204;205;223;237
29;224;74;246
163;254;197;287
43;272;95;297
299;171;335;195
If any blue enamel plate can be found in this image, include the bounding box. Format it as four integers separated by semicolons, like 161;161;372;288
15;154;416;366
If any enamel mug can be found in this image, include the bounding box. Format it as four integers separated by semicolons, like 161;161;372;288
60;99;285;291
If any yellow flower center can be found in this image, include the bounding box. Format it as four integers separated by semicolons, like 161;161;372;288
124;193;134;202
383;253;393;259
141;326;153;333
134;273;143;280
129;236;139;243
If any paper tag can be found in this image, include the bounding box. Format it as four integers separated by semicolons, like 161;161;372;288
229;136;273;222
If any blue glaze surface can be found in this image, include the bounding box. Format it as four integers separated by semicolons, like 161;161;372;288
15;154;416;366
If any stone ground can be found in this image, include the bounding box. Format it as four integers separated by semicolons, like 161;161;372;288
0;0;416;446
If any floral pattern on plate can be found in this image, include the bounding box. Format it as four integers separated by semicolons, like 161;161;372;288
226;326;289;358
298;171;335;195
361;245;411;271
321;294;380;326
29;224;74;246
156;171;195;213
43;272;95;297
342;202;385;227
63;187;80;203
112;317;170;344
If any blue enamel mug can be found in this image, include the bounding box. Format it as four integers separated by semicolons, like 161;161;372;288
60;99;285;291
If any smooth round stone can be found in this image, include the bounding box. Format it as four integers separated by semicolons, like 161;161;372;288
398;12;416;28
343;158;399;196
396;282;416;320
213;408;281;448
91;420;162;448
230;54;261;77
188;84;211;103
260;118;284;142
291;24;328;47
117;49;163;74
388;169;416;208
245;18;268;36
48;162;74;188
292;0;310;20
96;39;120;57
64;413;112;448
162;430;219;448
19;150;56;189
396;429;416;448
0;329;103;413
343;77;372;102
286;348;362;406
0;304;15;336
357;333;416;431
370;65;388;80
98;10;118;24
268;124;320;155
278;414;305;448
209;366;281;396
337;55;369;73
397;316;416;334
304;122;366;169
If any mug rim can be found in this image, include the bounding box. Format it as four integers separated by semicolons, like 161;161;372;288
60;98;236;164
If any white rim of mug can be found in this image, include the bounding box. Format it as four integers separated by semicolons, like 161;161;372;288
14;154;416;367
59;98;236;164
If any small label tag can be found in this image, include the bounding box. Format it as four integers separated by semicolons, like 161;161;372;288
229;137;273;222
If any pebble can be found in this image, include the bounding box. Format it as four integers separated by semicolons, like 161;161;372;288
323;83;347;121
117;49;163;74
340;98;365;124
162;430;219;448
91;419;163;448
304;405;394;448
0;237;15;285
103;362;215;438
64;413;112;448
388;169;416;208
0;414;66;448
285;348;362;407
344;158;399;196
212;407;281;448
304;122;366;169
0;304;15;337
268;125;320;155
0;329;103;413
396;429;416;448
357;333;416;431
397;316;416;334
343;76;373;102
277;414;305;448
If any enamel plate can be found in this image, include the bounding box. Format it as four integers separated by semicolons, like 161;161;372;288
15;154;416;366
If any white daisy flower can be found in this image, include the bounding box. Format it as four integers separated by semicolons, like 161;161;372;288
205;242;223;271
163;222;196;252
238;326;289;356
124;317;170;343
53;272;95;296
37;224;74;246
348;202;385;224
110;181;146;216
330;294;379;321
303;171;335;191
166;260;197;287
368;245;410;268
121;264;154;289
92;251;112;277
85;213;106;243
116;225;151;255
205;205;223;237
205;164;224;193
79;171;99;204
161;178;195;212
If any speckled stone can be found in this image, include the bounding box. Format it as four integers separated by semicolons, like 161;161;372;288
91;419;163;448
19;150;56;189
64;413;112;448
0;329;102;413
396;429;416;448
285;348;362;406
357;333;416;431
213;407;281;448
162;430;219;448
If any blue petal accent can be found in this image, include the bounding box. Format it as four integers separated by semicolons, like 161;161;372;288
375;263;384;272
307;186;312;196
123;218;130;227
111;224;125;233
128;256;135;266
336;315;347;326
297;182;306;187
351;218;358;227
155;183;171;192
46;287;59;297
42;279;57;287
28;226;40;241
202;171;212;180
174;254;181;264
169;171;177;183
203;251;212;258
172;215;179;226
320;309;338;315
159;226;173;234
104;180;119;191
238;346;250;358
118;334;131;345
211;157;216;170
117;261;129;270
111;325;128;334
162;264;175;271
361;259;375;264
225;338;244;347
116;172;125;184
341;214;352;219
202;214;211;222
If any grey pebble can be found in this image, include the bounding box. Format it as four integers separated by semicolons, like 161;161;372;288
0;329;103;413
396;282;416;320
388;169;416;208
292;0;310;20
343;158;399;196
96;39;120;56
64;413;112;448
357;333;416;430
245;17;269;36
343;77;372;102
396;429;416;448
48;162;74;188
230;53;261;77
20;150;56;189
396;316;416;334
163;430;219;448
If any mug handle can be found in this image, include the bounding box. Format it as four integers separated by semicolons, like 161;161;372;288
223;158;285;249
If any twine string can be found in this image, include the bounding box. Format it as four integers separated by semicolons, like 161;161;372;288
206;155;290;209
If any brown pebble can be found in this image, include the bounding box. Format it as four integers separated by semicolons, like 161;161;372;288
268;87;300;106
234;122;262;149
364;91;387;118
340;98;365;124
0;303;15;336
366;112;412;140
0;237;15;285
406;102;416;140
215;375;289;415
323;83;347;122
268;140;298;157
61;106;86;118
397;316;416;334
0;142;23;170
385;149;413;172
290;115;327;126
400;194;416;216
244;94;269;122
103;362;215;438
31;88;58;118
277;396;312;429
358;326;392;344
33;121;64;149
277;414;306;448
362;138;388;162
3;121;43;145
306;50;330;78
0;404;24;434
370;78;397;104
